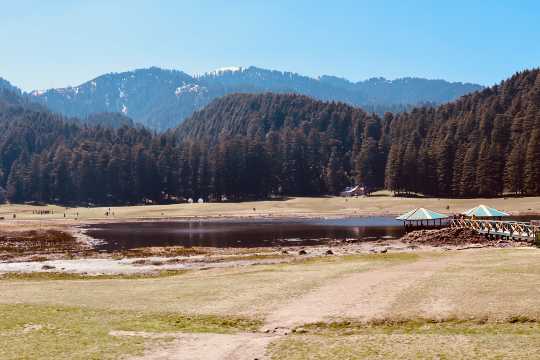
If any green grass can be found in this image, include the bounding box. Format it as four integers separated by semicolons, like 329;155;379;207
294;251;421;266
0;270;189;281
0;304;262;360
342;252;422;262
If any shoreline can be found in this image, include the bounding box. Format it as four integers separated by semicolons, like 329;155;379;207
2;238;531;276
1;196;538;274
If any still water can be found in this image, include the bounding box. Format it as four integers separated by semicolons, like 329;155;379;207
85;215;539;251
86;217;404;250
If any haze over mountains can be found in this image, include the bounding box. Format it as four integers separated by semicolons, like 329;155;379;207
24;66;483;131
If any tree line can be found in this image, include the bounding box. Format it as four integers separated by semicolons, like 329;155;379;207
0;68;539;205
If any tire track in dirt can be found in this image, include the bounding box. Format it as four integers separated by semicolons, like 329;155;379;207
124;253;459;360
262;254;457;331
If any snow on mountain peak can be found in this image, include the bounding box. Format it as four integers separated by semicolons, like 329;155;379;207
175;84;207;96
30;89;46;96
198;66;244;77
215;66;242;73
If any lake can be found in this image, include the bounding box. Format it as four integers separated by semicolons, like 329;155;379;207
86;217;404;250
84;215;539;251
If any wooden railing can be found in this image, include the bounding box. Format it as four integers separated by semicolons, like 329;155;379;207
450;218;540;242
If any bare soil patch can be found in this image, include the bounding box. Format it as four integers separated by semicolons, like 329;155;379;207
400;228;530;247
0;229;91;261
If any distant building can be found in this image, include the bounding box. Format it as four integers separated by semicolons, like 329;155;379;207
340;185;366;197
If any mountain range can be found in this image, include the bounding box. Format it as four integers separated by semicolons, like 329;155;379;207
24;66;483;131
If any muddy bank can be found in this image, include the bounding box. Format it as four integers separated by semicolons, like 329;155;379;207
0;239;418;275
0;229;93;261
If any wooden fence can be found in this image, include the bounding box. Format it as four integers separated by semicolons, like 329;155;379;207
450;218;540;242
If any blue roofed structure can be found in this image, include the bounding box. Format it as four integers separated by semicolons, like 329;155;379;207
462;205;509;218
396;208;448;221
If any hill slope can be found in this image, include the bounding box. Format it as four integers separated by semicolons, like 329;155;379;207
385;68;540;197
29;66;482;131
175;69;540;198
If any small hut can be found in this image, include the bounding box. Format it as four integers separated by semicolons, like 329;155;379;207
396;208;449;231
340;185;366;197
462;205;509;219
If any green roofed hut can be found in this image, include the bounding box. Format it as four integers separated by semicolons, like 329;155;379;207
396;208;449;231
462;205;509;219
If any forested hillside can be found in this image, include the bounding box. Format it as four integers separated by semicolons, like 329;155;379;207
385;68;540;197
175;93;389;195
0;96;159;204
1;69;539;205
0;90;387;203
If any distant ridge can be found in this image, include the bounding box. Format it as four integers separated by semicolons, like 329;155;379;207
27;66;483;131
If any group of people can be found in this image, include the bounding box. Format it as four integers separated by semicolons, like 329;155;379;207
32;209;54;215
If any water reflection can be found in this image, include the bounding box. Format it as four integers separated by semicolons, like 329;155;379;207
87;217;404;251
85;215;539;251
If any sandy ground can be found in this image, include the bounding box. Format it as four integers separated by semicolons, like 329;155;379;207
1;194;540;225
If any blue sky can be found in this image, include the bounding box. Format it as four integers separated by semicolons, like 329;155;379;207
1;0;539;91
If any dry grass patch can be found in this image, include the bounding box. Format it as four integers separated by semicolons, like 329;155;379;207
385;248;540;322
268;330;540;360
3;195;540;222
270;317;540;359
296;317;540;335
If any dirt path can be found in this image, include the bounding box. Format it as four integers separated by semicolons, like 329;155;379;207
262;254;456;331
120;253;460;359
115;331;277;360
